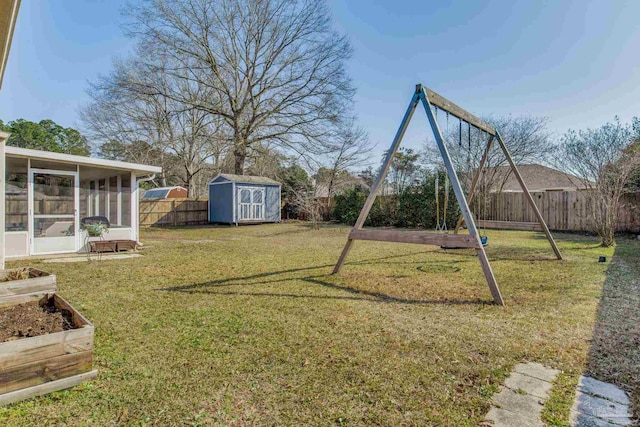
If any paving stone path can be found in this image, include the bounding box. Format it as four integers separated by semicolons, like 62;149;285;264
484;362;560;427
570;376;632;426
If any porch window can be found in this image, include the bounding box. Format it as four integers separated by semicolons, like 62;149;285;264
81;173;132;227
5;157;28;231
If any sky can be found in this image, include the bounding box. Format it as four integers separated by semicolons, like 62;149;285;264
0;0;639;163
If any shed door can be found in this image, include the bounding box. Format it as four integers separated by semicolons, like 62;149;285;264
238;187;265;221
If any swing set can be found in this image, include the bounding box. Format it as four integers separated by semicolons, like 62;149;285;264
332;84;563;306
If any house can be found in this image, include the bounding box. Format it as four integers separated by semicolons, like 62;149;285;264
141;186;188;200
3;146;162;258
0;1;162;261
486;164;586;192
208;174;281;225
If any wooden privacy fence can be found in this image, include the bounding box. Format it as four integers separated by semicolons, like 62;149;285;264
478;191;640;233
139;199;208;227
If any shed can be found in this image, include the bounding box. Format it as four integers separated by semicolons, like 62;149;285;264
208;174;281;225
141;186;188;200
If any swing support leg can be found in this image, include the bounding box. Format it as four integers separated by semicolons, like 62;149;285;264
332;91;420;274
419;87;504;305
494;132;563;260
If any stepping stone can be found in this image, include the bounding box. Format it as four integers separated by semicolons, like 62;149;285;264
578;376;630;406
571;411;632;427
493;388;544;417
483;362;560;426
504;372;554;400
514;362;561;382
572;391;632;426
571;376;633;427
485;407;543;427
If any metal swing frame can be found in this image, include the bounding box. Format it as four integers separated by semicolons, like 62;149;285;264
331;84;563;306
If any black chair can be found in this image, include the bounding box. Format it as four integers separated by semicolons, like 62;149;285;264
80;216;110;228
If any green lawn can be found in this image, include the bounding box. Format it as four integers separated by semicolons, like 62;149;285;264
1;223;637;426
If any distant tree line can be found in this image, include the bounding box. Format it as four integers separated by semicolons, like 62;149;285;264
332;115;640;247
0;119;90;156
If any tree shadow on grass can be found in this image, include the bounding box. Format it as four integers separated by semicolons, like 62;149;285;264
157;251;492;305
584;241;640;419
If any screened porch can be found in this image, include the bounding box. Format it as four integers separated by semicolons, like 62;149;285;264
4;147;161;258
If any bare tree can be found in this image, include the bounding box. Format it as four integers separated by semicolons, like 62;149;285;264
314;119;369;208
289;184;323;229
388;148;422;195
556;117;640;246
424;115;552;193
82;57;225;196
123;0;355;174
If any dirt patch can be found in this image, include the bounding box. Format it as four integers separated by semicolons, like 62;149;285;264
0;298;76;342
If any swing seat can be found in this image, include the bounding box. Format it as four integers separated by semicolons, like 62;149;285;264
441;236;487;250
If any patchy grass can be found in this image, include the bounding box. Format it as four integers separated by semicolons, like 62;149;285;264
0;223;632;426
541;371;580;426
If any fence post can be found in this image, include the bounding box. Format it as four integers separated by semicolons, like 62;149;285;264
172;200;177;226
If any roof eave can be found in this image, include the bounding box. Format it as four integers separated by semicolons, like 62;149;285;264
0;0;20;90
5;146;162;174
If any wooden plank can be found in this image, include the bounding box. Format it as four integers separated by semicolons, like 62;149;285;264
477;220;542;231
349;229;480;248
0;350;93;394
0;370;97;406
0;327;93;369
53;294;93;328
0;274;56;298
424;86;496;135
0;291;50;309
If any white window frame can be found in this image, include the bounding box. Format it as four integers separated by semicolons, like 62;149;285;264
237;187;265;221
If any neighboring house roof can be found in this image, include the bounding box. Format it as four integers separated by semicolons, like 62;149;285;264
210;173;281;186
5;146;162;175
487;164;586;192
5;182;24;195
314;175;369;198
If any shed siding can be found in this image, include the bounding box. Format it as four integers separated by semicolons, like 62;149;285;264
209;182;234;224
265;185;280;222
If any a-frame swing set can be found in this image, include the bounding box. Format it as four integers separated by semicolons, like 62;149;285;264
332;84;563;306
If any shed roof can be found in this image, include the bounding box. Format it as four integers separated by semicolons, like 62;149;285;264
142;186;187;199
212;173;281;186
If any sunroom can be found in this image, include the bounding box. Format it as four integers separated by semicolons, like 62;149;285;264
3;144;161;258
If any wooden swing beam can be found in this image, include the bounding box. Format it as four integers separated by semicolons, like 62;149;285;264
332;84;563;306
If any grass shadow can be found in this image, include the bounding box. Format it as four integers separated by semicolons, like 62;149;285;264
157;251;493;305
584;241;640;419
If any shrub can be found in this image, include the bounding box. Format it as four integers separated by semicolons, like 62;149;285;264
332;173;461;230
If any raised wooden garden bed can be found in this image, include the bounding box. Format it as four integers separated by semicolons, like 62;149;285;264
0;268;97;406
0;294;97;406
0;268;56;308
